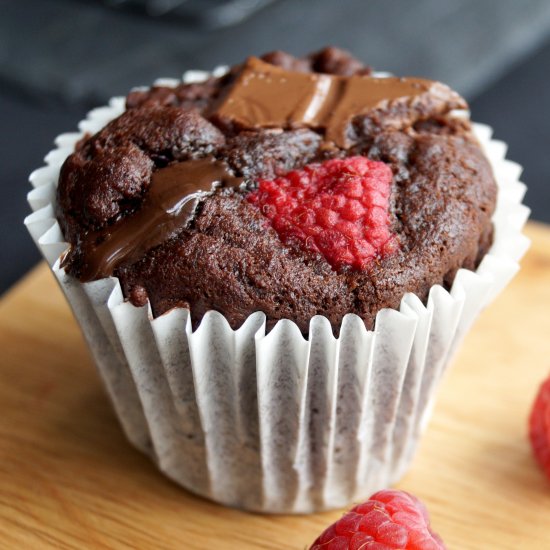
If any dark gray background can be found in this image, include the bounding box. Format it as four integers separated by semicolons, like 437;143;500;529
2;0;549;293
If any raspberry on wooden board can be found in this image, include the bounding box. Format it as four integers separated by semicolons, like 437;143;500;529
310;490;445;550
529;374;550;479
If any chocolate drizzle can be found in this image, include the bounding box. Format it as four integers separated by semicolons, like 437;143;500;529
69;158;242;281
212;57;462;147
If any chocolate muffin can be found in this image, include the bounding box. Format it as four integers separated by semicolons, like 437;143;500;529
28;46;527;513
56;47;497;333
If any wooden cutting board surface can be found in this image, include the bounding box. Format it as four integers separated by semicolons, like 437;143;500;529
1;221;549;550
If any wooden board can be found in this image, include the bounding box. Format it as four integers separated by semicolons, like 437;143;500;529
1;221;549;550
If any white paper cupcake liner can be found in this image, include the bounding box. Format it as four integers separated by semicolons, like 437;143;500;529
24;69;530;513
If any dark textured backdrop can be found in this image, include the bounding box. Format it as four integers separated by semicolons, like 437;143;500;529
1;0;549;293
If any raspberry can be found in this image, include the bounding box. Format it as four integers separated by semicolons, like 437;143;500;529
247;157;396;270
310;490;446;550
529;374;550;479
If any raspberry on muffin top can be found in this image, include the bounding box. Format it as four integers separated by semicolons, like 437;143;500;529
56;47;497;333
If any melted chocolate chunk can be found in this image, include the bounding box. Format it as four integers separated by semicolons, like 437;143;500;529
210;57;466;148
56;47;497;333
66;158;243;281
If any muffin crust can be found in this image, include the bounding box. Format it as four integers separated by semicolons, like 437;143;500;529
56;47;497;333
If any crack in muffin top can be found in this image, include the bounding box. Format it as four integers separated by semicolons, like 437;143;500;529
56;46;497;333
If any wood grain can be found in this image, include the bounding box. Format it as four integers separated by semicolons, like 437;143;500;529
1;222;549;550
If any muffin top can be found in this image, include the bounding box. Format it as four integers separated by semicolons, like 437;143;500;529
56;47;497;333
